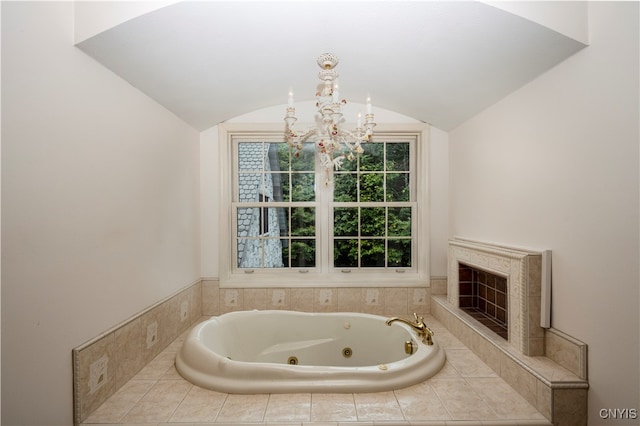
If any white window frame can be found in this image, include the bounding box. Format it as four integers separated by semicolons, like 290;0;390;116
218;122;430;288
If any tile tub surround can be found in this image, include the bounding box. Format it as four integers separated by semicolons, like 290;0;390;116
202;278;433;317
448;238;545;356
73;281;203;424
431;295;588;426
81;314;552;426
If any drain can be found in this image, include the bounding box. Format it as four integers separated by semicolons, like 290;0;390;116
287;356;298;365
342;347;353;358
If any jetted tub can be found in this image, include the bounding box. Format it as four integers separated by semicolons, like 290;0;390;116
175;310;446;393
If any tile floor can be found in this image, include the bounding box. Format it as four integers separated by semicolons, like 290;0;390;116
81;315;550;426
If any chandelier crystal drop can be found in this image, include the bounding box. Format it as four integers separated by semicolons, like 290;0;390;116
285;53;376;171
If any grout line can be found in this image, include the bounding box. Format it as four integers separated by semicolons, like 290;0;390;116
462;376;500;420
429;380;454;422
392;388;408;423
166;382;194;423
261;393;272;423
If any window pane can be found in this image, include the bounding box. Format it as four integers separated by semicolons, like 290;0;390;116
361;239;385;267
274;173;290;202
333;173;357;202
264;238;285;268
388;239;411;267
291;143;316;172
291;173;315;202
237;238;285;268
237;238;260;268
388;207;412;236
334;239;358;267
286;239;316;267
361;207;385;236
334;207;358;237
236;208;286;268
291;207;315;236
360;143;384;171
340;154;358;172
360;173;384;201
237;207;253;237
276;143;291;171
386;143;410;171
272;207;288;238
238;142;265;171
386;173;410;202
237;173;264;202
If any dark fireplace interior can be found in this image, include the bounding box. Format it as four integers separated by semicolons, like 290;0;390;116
459;263;508;340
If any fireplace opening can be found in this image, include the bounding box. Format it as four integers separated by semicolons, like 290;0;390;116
458;263;508;340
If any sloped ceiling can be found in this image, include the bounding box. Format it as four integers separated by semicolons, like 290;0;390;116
76;1;587;131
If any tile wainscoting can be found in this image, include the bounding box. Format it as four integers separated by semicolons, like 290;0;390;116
203;278;438;317
73;278;438;424
74;277;586;425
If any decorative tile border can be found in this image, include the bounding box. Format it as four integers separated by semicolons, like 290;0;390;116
72;280;202;425
202;278;432;317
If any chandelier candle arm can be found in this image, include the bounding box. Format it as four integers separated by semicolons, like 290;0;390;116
284;53;376;171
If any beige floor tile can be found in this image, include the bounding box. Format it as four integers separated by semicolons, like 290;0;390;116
83;380;155;423
429;378;497;421
161;364;186;380
264;393;311;422
169;385;228;422
394;382;450;421
444;348;498;378
466;377;545;420
311;393;357;422
431;360;462;379
122;380;192;423
133;350;177;380
353;391;404;421
216;393;269;422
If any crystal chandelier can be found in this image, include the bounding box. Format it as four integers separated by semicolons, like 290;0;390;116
285;53;376;171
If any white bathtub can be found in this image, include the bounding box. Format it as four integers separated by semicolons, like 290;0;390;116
175;310;446;393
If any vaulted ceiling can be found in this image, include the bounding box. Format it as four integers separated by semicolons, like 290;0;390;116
76;1;587;131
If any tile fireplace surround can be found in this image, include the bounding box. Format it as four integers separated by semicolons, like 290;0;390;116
439;238;588;425
448;238;545;356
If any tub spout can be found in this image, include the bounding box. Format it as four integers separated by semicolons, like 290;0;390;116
386;313;434;345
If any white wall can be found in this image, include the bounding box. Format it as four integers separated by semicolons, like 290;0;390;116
200;101;450;278
449;3;639;424
1;3;200;424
